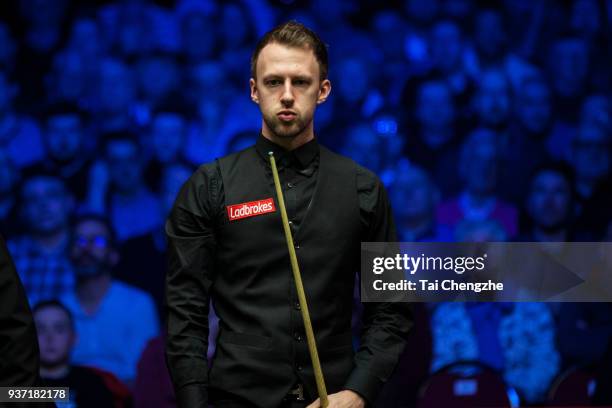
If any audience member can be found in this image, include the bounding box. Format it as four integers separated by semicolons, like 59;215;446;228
519;162;579;242
61;214;159;385
9;174;74;306
390;162;452;241
34;300;115;407
0;70;45;168
437;128;518;239
88;132;162;242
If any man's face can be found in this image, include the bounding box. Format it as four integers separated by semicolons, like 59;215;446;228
70;219;116;278
571;125;611;182
392;170;434;220
528;171;572;229
21;177;72;234
516;81;551;134
550;39;588;97
46;114;83;162
417;81;455;130
342;125;383;172
35;306;74;368
98;61;135;113
336;58;369;104
151;113;185;163
476;71;510;127
463;139;498;194
250;43;330;140
431;21;462;72
106;139;142;193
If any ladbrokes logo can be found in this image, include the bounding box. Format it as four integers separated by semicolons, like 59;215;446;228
226;198;276;221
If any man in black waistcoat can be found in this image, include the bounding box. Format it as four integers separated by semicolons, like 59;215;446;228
165;21;412;408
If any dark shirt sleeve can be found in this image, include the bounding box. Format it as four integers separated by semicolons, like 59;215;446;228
0;233;41;387
165;164;220;407
343;166;413;405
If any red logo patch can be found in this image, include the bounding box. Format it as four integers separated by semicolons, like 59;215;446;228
226;197;276;221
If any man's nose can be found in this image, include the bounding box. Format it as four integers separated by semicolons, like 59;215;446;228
281;81;295;105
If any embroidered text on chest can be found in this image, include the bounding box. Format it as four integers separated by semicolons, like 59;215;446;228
226;197;276;221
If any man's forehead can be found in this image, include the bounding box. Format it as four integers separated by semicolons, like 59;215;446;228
256;42;319;78
75;219;110;237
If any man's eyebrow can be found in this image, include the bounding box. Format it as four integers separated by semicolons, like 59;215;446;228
261;74;314;81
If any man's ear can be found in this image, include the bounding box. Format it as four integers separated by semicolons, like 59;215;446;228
250;78;259;104
109;248;119;267
317;79;331;104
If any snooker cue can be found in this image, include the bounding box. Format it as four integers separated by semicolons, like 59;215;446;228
268;151;329;407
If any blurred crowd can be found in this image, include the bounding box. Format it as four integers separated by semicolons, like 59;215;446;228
1;0;611;406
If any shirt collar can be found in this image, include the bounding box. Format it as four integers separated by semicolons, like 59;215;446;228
255;133;319;169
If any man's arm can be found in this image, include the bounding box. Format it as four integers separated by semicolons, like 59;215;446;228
165;165;219;407
343;167;413;405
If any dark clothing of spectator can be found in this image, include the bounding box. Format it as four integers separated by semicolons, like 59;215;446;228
115;230;166;319
42;366;115;408
133;336;176;408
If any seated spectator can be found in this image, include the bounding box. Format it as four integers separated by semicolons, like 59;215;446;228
88;132;162;242
135;53;181;111
557;301;612;370
570;123;612;238
178;5;218;64
405;78;463;197
9;173;74;306
429;19;471;104
500;74;551;203
518;161;581;242
184;62;235;163
143;105;190;190
340;123;385;174
0;69;45;168
437;128;518;239
34;300;115;407
430;301;560;404
371;111;406;186
390;162;452;241
545;37;590;160
26;102;92;202
116;162;194;318
219;1;257;82
45;48;90;110
93;59;139;134
473;68;511;131
0;148;20;237
61;214;159;385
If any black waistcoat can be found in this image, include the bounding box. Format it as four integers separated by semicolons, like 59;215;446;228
210;145;362;407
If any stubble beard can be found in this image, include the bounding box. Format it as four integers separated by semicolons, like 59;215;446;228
263;111;311;140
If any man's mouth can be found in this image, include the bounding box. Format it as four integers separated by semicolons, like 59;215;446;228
278;111;297;121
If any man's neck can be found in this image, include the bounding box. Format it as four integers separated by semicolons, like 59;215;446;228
40;364;70;380
33;229;68;255
465;190;494;208
76;273;112;315
532;226;567;242
421;127;453;149
261;124;314;151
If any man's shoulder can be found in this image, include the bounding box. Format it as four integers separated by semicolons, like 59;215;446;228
109;280;155;307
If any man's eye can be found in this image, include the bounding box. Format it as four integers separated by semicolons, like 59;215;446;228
267;80;281;86
294;80;308;86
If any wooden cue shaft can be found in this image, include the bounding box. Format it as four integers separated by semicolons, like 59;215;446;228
268;151;329;407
